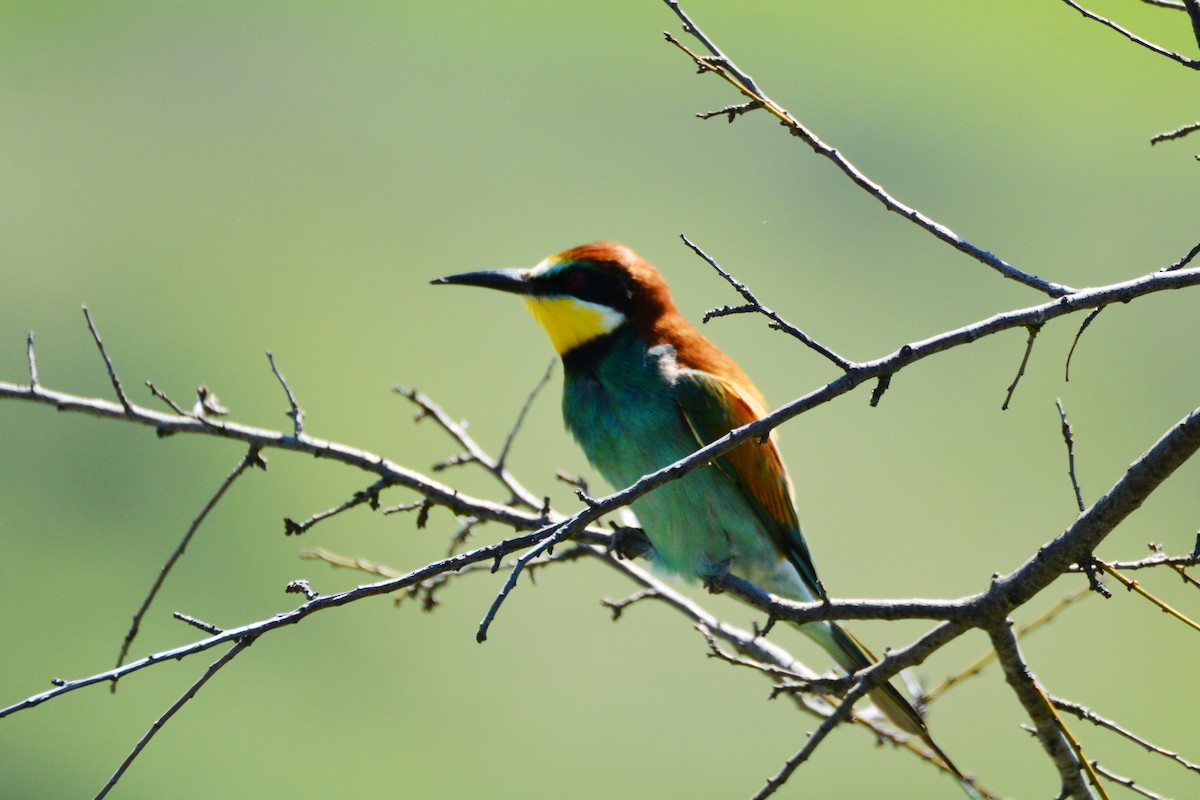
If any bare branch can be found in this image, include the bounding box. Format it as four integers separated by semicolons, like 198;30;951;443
1072;549;1200;573
1056;398;1087;513
82;306;132;413
1090;764;1170;800
94;637;254;799
396;384;544;510
1058;0;1200;68
1160;240;1200;272
663;2;1075;297
1053;695;1200;776
681;234;854;370
266;350;304;436
1;525;603;720
1096;560;1200;633
112;446;266;686
144;380;190;417
1184;0;1200;51
751;689;861;800
988;621;1096;800
26;331;38;387
924;588;1090;703
1065;307;1105;381
477;519;575;642
1001;325;1041;410
6;267;1200;558
1150;120;1200;145
172;612;223;635
283;479;385;536
602;588;662;620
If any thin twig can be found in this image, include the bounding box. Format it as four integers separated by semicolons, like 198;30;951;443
1065;307;1104;381
1058;0;1200;68
751;689;863;800
1056;399;1087;513
1074;550;1200;573
1150;120;1200;145
662;0;762;92
1001;325;1041;410
681;234;854;370
663;1;1075;297
1053;695;1200;776
396;384;543;510
144;381;190;417
112;447;266;687
172;612;223;635
283;479;386;536
94;637;254;799
266;350;304;435
497;357;555;469
1160;240;1200;272
26;331;39;387
300;547;404;579
695;624;808;682
82;306;132;413
697;100;762;121
602;588;663;620
1090;763;1170;800
476;520;573;642
1096;560;1200;633
2;525;615;720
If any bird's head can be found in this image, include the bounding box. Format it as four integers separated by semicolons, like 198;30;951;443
432;241;676;357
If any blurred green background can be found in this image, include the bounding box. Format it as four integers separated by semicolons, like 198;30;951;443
3;1;1199;798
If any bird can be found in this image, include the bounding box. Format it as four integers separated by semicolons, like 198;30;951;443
433;241;957;770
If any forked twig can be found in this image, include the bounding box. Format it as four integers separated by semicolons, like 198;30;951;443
1053;695;1200;776
681;234;854;370
112;446;266;687
1096;560;1200;633
95;637;255;799
82;306;132;412
663;1;1075;297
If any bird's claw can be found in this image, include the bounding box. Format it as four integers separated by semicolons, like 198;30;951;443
608;525;653;561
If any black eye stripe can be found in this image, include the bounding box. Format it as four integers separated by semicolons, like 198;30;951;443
546;262;633;311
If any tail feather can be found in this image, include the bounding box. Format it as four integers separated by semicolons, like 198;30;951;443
826;622;925;735
821;622;966;783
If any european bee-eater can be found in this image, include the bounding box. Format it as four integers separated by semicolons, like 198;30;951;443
434;241;941;748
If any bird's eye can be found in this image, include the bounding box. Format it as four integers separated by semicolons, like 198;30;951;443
563;268;586;289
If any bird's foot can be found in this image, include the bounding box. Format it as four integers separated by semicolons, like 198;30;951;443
608;525;653;561
701;558;733;594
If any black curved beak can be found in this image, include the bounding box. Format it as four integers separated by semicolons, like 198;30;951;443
430;268;533;295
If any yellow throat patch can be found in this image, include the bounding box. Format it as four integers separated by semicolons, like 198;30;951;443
523;295;625;355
